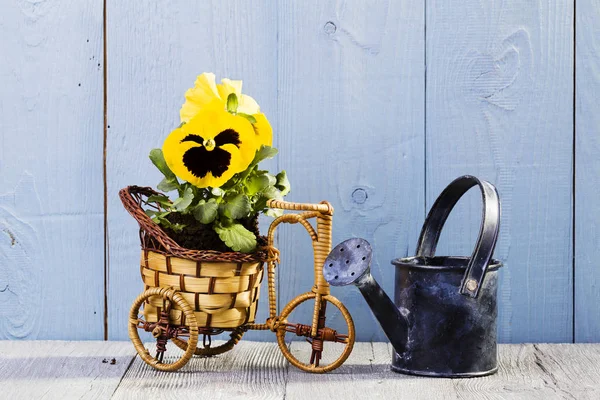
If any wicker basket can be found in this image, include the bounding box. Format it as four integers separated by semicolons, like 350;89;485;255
120;186;268;330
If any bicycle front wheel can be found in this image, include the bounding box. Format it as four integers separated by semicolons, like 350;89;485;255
276;292;355;373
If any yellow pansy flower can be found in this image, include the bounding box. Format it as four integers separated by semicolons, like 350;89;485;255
179;73;273;148
250;113;273;148
164;105;258;188
180;72;260;123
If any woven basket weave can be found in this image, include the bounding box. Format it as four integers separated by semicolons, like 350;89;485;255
120;186;268;329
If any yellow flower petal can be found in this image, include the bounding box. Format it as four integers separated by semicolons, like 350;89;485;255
180;73;221;123
238;94;260;115
216;79;260;114
217;78;243;100
165;107;258;188
251;113;273;147
180;73;262;124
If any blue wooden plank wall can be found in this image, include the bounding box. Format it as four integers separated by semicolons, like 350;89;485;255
426;0;574;343
575;0;600;342
0;0;597;343
0;0;105;339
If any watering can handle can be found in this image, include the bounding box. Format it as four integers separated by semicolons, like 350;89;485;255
416;175;500;298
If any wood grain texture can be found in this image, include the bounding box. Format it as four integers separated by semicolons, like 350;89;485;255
3;341;600;398
0;0;578;342
426;0;574;342
285;342;458;400
276;0;425;342
112;341;287;400
286;343;600;399
0;340;135;399
107;342;600;400
106;1;278;340
575;0;600;342
0;0;104;339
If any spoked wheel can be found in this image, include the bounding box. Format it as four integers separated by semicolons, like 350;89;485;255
276;292;355;373
128;287;199;371
172;326;246;357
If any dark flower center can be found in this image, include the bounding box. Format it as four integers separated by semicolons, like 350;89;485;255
180;129;242;178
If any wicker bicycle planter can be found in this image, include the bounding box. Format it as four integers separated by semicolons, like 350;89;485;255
120;186;269;371
121;185;356;373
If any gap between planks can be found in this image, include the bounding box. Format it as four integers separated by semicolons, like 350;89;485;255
102;0;109;342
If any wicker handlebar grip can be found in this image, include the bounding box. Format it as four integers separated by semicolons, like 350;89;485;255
267;199;333;215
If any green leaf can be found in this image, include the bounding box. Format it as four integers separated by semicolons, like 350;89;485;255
261;186;284;217
237;113;257;124
151;210;172;225
227;93;238;113
250;145;278;168
214;221;257;253
147;194;172;208
265;207;283;218
156;217;170;227
275;170;291;196
193;199;219;224
263;186;283;200
145;210;158;218
211;187;225;197
265;173;277;186
170;223;186;232
246;174;271;195
223;194;251;219
172;186;194;212
151;149;180;193
149;149;177;180
157;178;179;192
155;211;172;220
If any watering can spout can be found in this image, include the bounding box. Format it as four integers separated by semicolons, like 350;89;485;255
323;238;409;355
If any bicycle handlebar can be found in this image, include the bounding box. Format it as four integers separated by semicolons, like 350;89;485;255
267;199;333;214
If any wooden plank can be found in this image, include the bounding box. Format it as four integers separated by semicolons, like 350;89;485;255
528;344;600;399
106;1;278;340
0;340;135;399
276;0;425;341
0;0;104;339
575;0;600;342
453;344;584;399
285;342;459;400
286;343;600;399
1;341;599;399
454;344;600;399
112;341;287;400
425;0;574;342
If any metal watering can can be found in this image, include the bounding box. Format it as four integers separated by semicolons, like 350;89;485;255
323;175;502;377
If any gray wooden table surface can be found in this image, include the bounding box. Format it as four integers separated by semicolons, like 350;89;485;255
2;341;599;399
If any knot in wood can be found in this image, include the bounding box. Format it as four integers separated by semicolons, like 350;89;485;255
324;21;336;35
